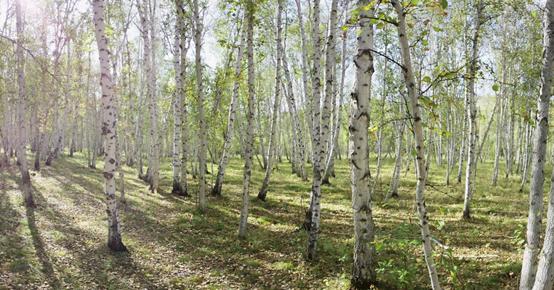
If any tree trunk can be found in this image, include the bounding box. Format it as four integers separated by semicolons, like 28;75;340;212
15;0;35;208
520;0;554;288
350;1;376;286
212;24;245;197
239;0;255;238
392;0;441;288
306;0;324;260
193;0;207;211
257;0;283;201
462;0;484;220
319;0;338;186
92;0;126;252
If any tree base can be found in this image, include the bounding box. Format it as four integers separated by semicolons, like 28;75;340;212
462;210;471;220
257;187;268;201
321;178;331;186
172;181;188;197
350;277;377;290
108;239;128;252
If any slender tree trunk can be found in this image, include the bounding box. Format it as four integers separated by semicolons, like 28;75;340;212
520;0;554;288
462;0;483;220
319;0;338;187
306;0;324;260
350;2;376;286
239;0;255;238
193;0;207;211
456;110;467;183
257;0;283;201
178;5;190;197
92;0;126;252
172;0;185;196
295;0;313;141
14;0;35;208
282;47;307;181
392;0;441;288
212;24;245;197
386;116;405;201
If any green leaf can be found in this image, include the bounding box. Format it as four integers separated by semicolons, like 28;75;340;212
440;0;448;9
422;75;432;83
492;83;500;92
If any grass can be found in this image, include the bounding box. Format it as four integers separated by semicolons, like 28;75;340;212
0;152;532;289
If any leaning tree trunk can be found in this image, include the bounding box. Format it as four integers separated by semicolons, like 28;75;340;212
92;0;126;252
212;24;245;197
520;0;554;288
14;0;35;208
350;1;376;287
462;0;483;220
257;0;283;201
392;0;441;288
239;0;255;238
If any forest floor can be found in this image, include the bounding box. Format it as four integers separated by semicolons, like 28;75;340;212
0;153;529;289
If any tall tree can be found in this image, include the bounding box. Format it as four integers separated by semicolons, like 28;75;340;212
350;0;376;286
320;0;338;185
14;0;35;208
193;0;207;211
92;0;126;252
257;0;283;201
462;0;484;220
171;0;186;196
520;0;554;288
238;0;256;238
306;0;324;260
212;21;245;197
392;0;441;288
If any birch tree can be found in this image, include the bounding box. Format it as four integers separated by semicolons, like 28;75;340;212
350;0;376;286
14;0;35;208
92;0;126;252
520;0;554;287
193;0;207;211
462;0;484;220
238;0;255;238
392;0;441;288
306;0;324;260
212;22;245;197
171;0;185;196
320;0;338;186
257;0;283;201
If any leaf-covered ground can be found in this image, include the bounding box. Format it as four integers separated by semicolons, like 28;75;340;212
1;153;528;289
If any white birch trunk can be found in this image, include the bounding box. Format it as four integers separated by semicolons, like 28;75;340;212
15;0;35;208
520;0;554;288
462;0;483;219
193;0;207;211
239;0;255;238
212;24;246;197
350;1;376;286
257;0;283;201
92;0;126;251
306;0;324;260
392;0;441;288
172;0;185;195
